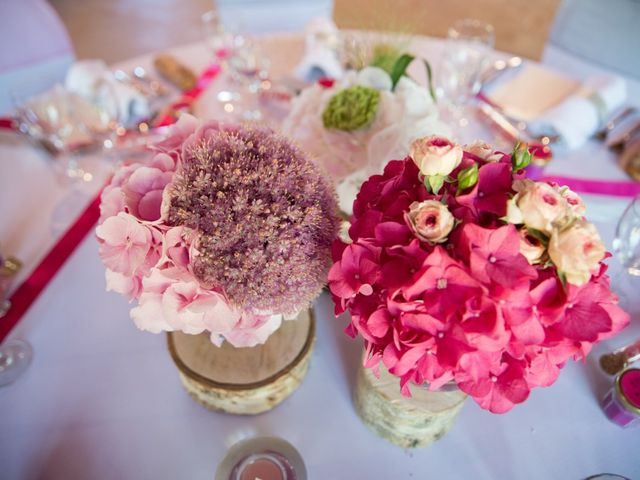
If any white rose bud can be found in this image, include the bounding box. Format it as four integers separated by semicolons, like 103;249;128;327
410;136;463;177
505;196;525;225
518;229;545;265
548;219;606;286
404;200;455;243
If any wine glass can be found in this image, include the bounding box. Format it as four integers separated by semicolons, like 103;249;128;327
0;339;33;387
202;9;232;61
439;19;495;128
0;253;32;387
227;39;271;121
12;83;118;182
613;194;640;276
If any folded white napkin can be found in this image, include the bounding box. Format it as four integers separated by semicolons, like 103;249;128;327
530;75;627;149
488;64;627;150
65;60;150;125
294;17;344;82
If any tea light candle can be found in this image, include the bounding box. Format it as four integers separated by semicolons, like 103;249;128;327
215;437;306;480
602;368;640;427
233;453;291;480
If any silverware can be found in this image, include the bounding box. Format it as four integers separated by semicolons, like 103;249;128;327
477;100;560;145
478;56;523;90
604;109;640;148
597;106;637;139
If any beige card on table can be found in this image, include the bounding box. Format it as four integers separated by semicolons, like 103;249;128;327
489;63;580;121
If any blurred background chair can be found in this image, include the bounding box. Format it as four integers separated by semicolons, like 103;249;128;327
333;0;561;60
216;0;333;33
47;0;333;63
548;0;640;79
0;0;75;114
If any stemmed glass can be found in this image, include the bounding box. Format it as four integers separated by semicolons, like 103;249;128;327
613;194;640;276
201;10;270;120
0;253;32;387
12;82;120;183
227;39;271;121
439;19;495;129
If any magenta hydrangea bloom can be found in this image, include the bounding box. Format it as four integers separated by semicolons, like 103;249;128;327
329;137;629;413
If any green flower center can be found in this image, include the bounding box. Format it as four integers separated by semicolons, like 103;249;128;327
322;86;380;131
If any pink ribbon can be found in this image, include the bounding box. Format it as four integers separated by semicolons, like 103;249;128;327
540;175;640;198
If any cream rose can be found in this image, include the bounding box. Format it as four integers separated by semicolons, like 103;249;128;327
465;140;502;162
548;219;605;286
511;180;572;235
404;200;455;243
410;136;463;177
518;229;545;265
558;186;586;217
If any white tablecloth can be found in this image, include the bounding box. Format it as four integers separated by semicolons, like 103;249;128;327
1;33;639;480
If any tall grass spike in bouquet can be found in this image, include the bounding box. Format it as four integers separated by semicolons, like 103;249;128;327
328;136;629;413
97;115;339;347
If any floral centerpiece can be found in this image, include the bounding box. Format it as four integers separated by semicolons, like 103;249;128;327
328;136;629;413
97;114;339;348
282;46;450;215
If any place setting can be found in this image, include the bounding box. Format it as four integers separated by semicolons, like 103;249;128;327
1;2;639;479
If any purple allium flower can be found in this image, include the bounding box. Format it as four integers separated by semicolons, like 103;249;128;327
165;122;339;316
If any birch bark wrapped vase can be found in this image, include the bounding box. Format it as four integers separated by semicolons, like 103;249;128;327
354;361;466;448
168;310;315;414
95;116;339;415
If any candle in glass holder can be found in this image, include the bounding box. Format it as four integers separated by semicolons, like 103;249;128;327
216;437;306;480
601;368;640;427
232;452;293;480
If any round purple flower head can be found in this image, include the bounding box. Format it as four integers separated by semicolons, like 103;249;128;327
166;122;339;316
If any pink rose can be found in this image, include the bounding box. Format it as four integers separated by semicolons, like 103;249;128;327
96;212;157;276
518;229;545;265
410;136;462;177
548;219;605;286
509;180;572;235
404;200;455;243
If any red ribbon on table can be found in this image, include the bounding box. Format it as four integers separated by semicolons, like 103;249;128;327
0;193;102;342
0;62;222;343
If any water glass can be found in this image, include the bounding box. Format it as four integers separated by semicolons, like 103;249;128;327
440;19;495;107
613;194;640;275
201;10;232;61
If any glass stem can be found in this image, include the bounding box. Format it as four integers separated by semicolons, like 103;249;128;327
0;350;13;370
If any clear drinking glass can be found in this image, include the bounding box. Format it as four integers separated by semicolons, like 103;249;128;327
202;10;232;61
613;194;640;275
227;39;271;121
440;19;495;125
